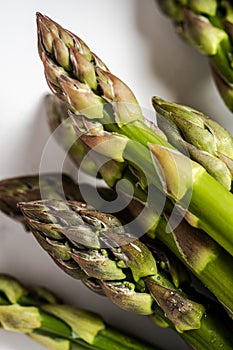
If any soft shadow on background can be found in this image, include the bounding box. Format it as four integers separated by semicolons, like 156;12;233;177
135;1;209;105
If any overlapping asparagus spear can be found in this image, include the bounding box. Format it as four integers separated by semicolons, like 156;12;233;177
46;92;233;192
0;174;231;348
30;12;233;348
45;88;233;193
14;198;233;350
0;173;82;228
36;13;233;257
1;172;233;316
43;91;233;315
0;174;232;349
153;96;233;191
34;13;233;312
0;173;232;348
156;1;233;112
0;172;139;239
0;274;159;350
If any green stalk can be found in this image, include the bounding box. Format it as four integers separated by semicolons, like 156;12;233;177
104;109;233;257
189;171;233;247
109;120;233;257
120;180;233;315
155;216;233;314
0;173;83;228
0;274;159;350
181;311;233;350
1;172;232;317
17;199;233;350
0;173;117;229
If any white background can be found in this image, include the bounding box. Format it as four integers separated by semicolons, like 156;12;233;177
0;1;232;349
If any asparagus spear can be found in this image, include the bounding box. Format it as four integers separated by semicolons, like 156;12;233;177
0;172;231;344
156;0;233;112
0;173;134;231
1;172;232;315
0;173;83;229
0;274;160;350
17;199;233;350
153;96;233;190
36;13;233;256
35;11;233;313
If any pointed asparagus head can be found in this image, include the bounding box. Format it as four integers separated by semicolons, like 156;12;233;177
152;96;233;190
37;13;143;126
100;280;154;315
146;275;205;333
18;199;158;283
0;173;82;229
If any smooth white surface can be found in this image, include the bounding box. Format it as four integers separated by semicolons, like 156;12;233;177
0;1;233;349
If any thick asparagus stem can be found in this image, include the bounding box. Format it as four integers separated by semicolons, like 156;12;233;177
0;274;159;350
16;199;233;350
36;12;233;256
0;172;232;347
1;173;232;315
119;183;233;316
156;0;233;112
156;215;233;314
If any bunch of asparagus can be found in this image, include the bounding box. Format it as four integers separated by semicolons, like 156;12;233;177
35;12;233;347
1;173;233;349
0;274;159;350
42;94;233;317
156;1;233;112
36;12;233;258
1;12;233;350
